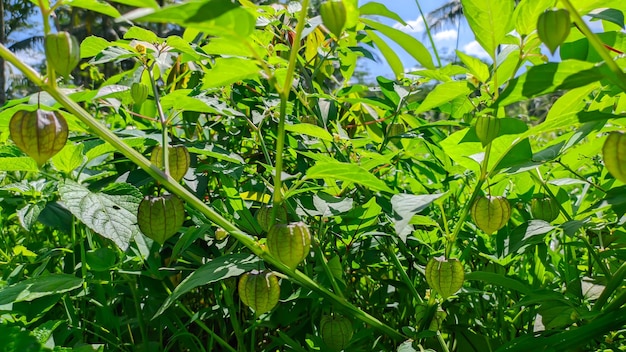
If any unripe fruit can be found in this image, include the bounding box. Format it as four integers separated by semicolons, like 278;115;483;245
130;82;149;105
425;256;464;300
151;145;190;182
256;204;288;232
475;115;500;146
537;9;571;55
320;314;353;351
10;109;68;167
300;115;318;125
603;131;626;184
238;270;280;316
471;196;511;234
531;196;560;222
137;194;185;244
386;123;405;138
267;222;311;269
320;0;347;38
214;227;228;241
44;32;80;77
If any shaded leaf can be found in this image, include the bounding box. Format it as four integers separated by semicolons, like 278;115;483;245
0;274;83;305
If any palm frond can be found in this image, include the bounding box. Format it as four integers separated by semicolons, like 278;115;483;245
7;36;44;52
426;0;464;33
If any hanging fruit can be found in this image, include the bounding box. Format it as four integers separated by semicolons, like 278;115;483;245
320;314;353;351
320;0;347;38
470;195;511;234
425;256;465;300
130;82;149;105
386;123;405;138
151;145;190;182
531;196;560;222
267;222;311;269
10;109;68;167
475;115;500;146
537;9;571;55
137;194;185;244
44;31;81;77
238;270;281;316
256;204;288;232
603;131;626;184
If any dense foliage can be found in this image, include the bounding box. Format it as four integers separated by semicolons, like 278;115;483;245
1;0;626;351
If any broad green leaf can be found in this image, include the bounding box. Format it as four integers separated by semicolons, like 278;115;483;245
80;36;110;58
513;0;553;36
52;143;85;174
0;274;83;305
461;0;514;59
202;57;260;88
59;180;143;251
285;123;333;142
188;145;244;164
365;30;403;79
85;247;117;272
84;138;148;160
108;0;158;9
337;197;381;236
123;26;161;43
160;91;244;115
64;0;121;18
0;157;39;172
456;50;490;83
465;271;531;295
0;326;44;352
416;81;471;113
154;254;261;317
17;202;44;231
361;18;435;70
127;0;254;37
391;193;446;240
202;37;259;57
496;61;605;106
306;161;394;193
588;8;625;29
359;2;405;24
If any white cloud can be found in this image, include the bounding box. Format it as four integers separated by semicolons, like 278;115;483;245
462;41;490;60
433;29;458;42
393;17;425;34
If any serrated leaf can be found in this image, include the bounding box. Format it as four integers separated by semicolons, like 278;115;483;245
154;253;261;317
124;26;161;43
52;143;85;174
0;157;39;172
17;202;45;231
59;180;142;251
0;274;83;305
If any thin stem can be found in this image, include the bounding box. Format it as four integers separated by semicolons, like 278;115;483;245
37;0;56;88
414;0;442;67
385;239;424;304
313;238;345;299
178;303;238;352
147;61;170;178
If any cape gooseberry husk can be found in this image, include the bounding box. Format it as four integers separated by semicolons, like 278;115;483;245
425;256;465;300
44;31;80;77
320;314;353;351
603;131;626;184
267;222;311;269
137;194;185;244
255;204;288;232
10;109;68;167
470;195;511;234
530;196;560;222
238;270;280;316
150;145;190;182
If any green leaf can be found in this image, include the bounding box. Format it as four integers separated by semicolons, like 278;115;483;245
0;325;44;352
123;26;161;43
202;57;260;88
391;193;446;240
496;61;605;106
0;157;39;172
359;2;405;24
80;36;111;58
465;271;531;295
0;274;83;305
64;0;121;18
588;8;625;28
52;143;85;174
361;18;435;70
59;180;143;251
108;0;158;9
456;50;490;83
461;0;514;59
154;253;261;317
416;81;471;113
126;0;254;37
306;161;394;193
85;247;117;272
365;30;403;79
17;202;45;231
513;0;553;36
285;123;333;142
188;144;244;164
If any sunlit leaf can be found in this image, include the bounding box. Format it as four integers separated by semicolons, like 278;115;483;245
306;161;394;193
0;274;83;305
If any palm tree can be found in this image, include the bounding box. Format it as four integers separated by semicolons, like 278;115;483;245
426;0;464;34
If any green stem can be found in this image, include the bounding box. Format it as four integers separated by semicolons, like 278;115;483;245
37;0;56;88
147;61;170;178
313;238;345;299
220;281;245;351
178;303;237;352
413;0;442;67
385;239;424;304
559;0;626;92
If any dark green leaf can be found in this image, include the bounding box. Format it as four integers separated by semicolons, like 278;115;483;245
0;274;83;305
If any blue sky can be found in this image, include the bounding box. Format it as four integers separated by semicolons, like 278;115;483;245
357;0;486;80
